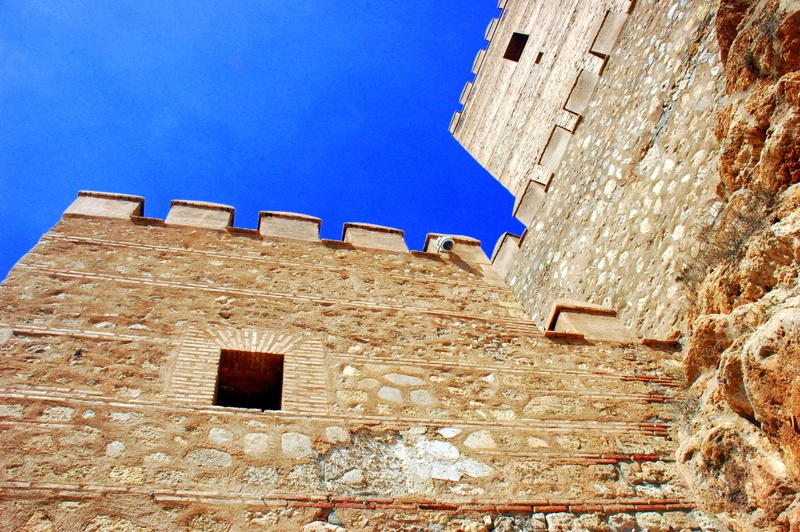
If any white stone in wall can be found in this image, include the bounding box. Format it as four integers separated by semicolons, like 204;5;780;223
340;469;365;485
243;433;272;455
419;440;459;461
431;462;462;481
325;426;350;444
437;427;462;439
608;513;636;531
208;428;233;444
635;512;669;532
457;458;493;478
282;432;313;460
187;448;232;468
546;513;588;531
528;437;549;448
464;430;496;449
378;386;403;403
384;373;425;386
105;441;126;457
357;378;381;390
410;389;434;405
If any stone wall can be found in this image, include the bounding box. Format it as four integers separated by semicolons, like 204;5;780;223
509;0;726;339
457;0;800;528
0;193;714;530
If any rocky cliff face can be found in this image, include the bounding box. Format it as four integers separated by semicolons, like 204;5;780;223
680;0;800;529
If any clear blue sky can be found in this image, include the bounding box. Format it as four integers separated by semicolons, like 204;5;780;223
0;1;524;279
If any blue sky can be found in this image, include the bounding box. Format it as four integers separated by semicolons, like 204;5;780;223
0;1;523;279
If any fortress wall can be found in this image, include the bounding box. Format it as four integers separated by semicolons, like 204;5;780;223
0;192;709;530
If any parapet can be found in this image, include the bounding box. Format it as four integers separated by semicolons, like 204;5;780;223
452;1;632;224
166;200;235;229
60;191;499;260
259;211;321;241
512;180;547;226
64;191;145;219
491;232;521;278
590;12;629;57
342;223;408;252
423;233;489;264
545;299;638;343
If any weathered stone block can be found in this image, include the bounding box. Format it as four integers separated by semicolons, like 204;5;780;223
590;12;629;57
342;222;408;252
491;232;521;278
166;199;234;229
64;191;144;219
513;180;547;226
565;70;601;116
539;126;572;173
259;211;321;241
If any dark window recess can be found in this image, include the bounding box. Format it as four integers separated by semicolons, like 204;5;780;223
503;32;529;62
215;350;284;410
535;51;544;64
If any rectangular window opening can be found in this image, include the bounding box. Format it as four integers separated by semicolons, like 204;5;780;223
535;51;544;64
503;32;529;62
215;350;284;411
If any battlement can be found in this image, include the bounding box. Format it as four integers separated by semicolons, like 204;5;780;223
451;0;632;225
63;190;489;263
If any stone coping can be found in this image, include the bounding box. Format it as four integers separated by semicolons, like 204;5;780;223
78;190;145;203
545;298;618;331
491;232;521;262
170;199;235;213
259;211;322;225
341;222;405;240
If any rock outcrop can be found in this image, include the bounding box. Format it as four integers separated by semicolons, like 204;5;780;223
680;0;800;529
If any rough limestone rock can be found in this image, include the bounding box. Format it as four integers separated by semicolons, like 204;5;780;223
546;513;588;532
741;306;800;475
578;513;610;532
634;512;669;532
678;0;800;528
606;513;636;532
684;314;733;384
718;345;756;422
21;512;56;532
303;522;345;532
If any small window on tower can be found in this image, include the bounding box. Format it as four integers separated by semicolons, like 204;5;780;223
503;32;529;62
215;350;284;410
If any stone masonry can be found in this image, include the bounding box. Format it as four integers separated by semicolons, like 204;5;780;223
0;192;716;530
455;0;727;339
